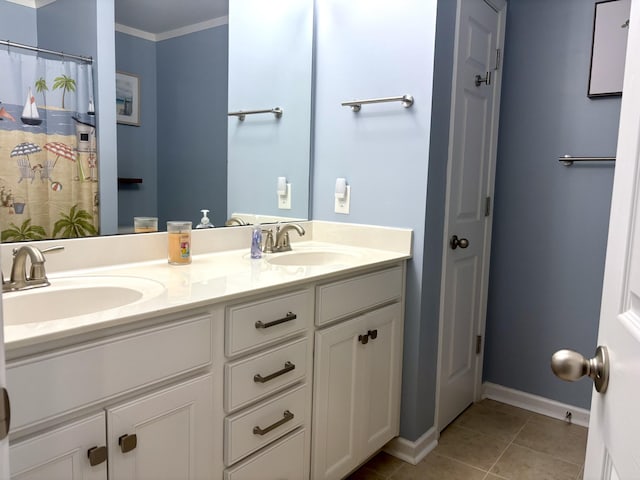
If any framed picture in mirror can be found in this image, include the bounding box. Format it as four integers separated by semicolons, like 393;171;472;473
588;0;631;98
116;71;141;125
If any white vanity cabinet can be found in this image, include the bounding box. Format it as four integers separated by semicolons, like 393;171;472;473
311;266;405;480
7;313;216;480
223;288;314;480
5;255;408;480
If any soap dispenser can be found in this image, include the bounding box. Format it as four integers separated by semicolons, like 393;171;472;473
196;209;214;229
250;224;263;259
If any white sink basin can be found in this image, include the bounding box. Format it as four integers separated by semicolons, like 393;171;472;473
266;250;360;266
3;276;166;326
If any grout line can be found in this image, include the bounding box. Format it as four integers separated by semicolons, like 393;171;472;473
430;452;489;474
483;418;528;478
512;417;587;468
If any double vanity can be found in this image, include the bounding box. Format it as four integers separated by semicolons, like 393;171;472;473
3;221;411;480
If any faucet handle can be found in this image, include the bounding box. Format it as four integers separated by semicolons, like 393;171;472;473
41;245;65;254
261;229;275;254
31;246;63;280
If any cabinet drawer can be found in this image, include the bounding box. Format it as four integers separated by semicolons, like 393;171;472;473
224;383;307;466
225;337;309;413
225;289;312;356
316;266;403;326
224;428;306;480
7;315;212;431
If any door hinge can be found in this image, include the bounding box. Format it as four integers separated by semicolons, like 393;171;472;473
495;48;501;71
484;196;492;217
476;335;482;355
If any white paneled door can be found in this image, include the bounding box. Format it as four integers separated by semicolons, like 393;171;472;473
583;0;640;477
436;0;506;431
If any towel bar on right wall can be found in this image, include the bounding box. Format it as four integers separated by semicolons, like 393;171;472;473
559;155;616;166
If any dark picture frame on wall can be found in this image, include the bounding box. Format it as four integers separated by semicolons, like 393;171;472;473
116;71;141;125
588;0;631;98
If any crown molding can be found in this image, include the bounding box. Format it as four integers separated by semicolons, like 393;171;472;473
115;16;228;43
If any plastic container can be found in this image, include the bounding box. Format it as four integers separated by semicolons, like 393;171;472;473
250;225;263;259
167;221;192;265
134;216;158;233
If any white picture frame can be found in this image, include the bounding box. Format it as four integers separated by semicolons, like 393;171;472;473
116;71;140;125
588;0;631;97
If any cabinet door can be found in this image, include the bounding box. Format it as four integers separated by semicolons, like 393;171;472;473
10;413;107;480
107;375;214;480
311;315;367;480
360;303;403;454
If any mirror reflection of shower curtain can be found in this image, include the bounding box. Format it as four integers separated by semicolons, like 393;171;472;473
0;49;99;241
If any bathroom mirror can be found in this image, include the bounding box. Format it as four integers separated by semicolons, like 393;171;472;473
0;0;313;239
117;0;313;230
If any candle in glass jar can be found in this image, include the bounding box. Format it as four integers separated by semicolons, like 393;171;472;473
167;221;192;265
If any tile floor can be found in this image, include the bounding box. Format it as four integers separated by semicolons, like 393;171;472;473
348;399;588;480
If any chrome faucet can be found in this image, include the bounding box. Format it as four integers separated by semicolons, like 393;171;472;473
2;245;64;292
273;223;306;252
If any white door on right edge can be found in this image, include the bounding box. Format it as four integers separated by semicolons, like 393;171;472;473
0;247;9;477
437;0;506;431
581;0;640;478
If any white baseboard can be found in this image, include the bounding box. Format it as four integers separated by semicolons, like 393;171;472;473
482;382;590;428
383;427;437;465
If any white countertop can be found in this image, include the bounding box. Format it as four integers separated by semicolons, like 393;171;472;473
3;222;412;353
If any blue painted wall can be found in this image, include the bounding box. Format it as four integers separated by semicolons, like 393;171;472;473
312;0;439;441
0;2;37;45
157;25;228;227
115;32;158;228
37;0;96;59
484;0;619;409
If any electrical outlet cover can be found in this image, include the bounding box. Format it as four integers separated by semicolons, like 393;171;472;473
278;184;292;209
335;185;350;214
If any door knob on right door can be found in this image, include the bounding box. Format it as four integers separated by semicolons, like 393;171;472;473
450;235;469;249
551;346;609;393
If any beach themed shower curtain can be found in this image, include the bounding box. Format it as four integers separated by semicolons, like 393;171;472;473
0;49;98;242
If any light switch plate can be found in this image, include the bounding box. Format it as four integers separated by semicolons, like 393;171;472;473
334;185;350;214
278;184;292;209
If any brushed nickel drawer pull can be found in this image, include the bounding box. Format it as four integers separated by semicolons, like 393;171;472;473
255;312;297;329
252;410;294;436
254;361;296;383
87;446;107;466
119;433;137;453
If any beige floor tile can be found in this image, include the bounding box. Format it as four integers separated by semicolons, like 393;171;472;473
514;417;587;465
484;475;508;480
361;452;406;477
477;399;533;419
490;444;581;480
347;466;387;480
390;453;486;480
435;425;509;471
453;401;528;442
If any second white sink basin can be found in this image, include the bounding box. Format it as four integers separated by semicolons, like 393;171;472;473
3;276;166;326
266;250;360;266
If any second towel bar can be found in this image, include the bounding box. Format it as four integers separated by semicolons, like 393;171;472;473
559;155;616;166
228;107;283;121
341;94;414;112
